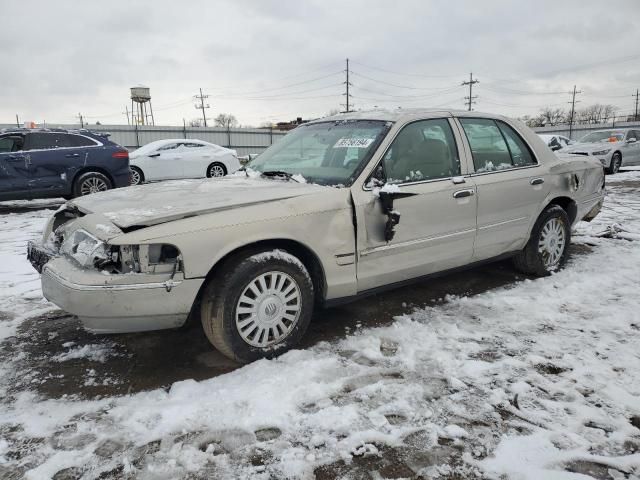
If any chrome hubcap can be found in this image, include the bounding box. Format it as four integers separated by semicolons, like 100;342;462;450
209;165;225;177
130;168;141;185
80;177;108;195
236;271;301;348
538;217;566;269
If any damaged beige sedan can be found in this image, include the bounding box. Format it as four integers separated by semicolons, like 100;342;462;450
28;109;605;363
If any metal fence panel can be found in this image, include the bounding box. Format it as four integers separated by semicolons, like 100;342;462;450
0;123;288;153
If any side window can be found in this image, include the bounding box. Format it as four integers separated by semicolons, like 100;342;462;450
383;118;460;184
158;143;179;151
0;136;24;153
496;121;536;167
459;118;512;172
183;142;204;148
25;133;58;150
68;135;97;147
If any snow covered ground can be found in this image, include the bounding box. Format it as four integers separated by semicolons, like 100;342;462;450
1;173;640;479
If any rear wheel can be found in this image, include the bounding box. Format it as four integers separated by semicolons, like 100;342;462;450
200;249;314;363
513;205;570;276
72;171;112;198
130;166;144;185
606;152;622;174
207;162;227;178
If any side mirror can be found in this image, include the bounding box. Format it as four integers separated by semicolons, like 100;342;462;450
378;188;417;242
550;144;562;151
627;137;637;143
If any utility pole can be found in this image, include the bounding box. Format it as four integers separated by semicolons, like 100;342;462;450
342;58;353;113
15;114;20;127
633;89;639;121
124;106;130;126
462;72;479;111
194;88;210;127
77;113;84;128
567;85;582;139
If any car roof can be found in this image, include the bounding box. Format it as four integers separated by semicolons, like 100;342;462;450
307;108;514;124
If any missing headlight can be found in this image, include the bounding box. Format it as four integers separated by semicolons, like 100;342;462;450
128;244;182;274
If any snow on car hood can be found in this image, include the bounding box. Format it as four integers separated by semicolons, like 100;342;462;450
565;141;621;153
67;177;328;229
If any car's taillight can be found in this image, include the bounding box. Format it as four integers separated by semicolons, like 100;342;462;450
112;150;129;159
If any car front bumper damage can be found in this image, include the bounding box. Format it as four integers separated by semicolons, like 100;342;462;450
30;246;202;333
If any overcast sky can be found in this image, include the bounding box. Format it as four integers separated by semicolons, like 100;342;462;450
2;0;639;127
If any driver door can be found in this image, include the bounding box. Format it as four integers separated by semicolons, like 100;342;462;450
152;142;184;180
352;118;477;292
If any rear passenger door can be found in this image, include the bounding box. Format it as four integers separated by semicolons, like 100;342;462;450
24;132;80;194
0;135;30;199
181;142;210;178
456;118;550;261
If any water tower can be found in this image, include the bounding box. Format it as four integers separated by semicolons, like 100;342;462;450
130;86;155;125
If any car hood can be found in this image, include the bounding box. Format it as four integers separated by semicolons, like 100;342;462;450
566;141;620;153
67;177;329;229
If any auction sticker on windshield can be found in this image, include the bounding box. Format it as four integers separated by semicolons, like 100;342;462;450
333;138;374;148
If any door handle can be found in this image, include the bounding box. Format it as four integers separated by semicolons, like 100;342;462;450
453;189;475;199
148;153;160;158
65;153;80;158
530;178;544;186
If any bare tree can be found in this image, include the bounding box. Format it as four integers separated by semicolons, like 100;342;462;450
520;114;545;128
576;104;619;124
539;107;566;126
214;113;239;129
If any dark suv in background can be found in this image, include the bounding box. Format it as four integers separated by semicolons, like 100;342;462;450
0;128;130;201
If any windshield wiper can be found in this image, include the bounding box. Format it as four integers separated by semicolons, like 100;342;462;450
260;170;300;182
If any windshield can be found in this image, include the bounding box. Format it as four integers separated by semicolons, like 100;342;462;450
249;120;390;186
578;131;625;143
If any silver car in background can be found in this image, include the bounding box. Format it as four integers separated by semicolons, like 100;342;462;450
28;109;605;363
565;128;640;174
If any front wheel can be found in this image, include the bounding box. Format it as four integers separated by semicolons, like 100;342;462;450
200;249;314;363
606;152;622;174
513;205;570;276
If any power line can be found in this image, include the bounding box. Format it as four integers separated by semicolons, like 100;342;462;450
194;88;210;127
350;71;453;90
207;71;343;97
462;72;479;111
350;60;464;79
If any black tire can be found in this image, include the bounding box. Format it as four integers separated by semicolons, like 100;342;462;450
200;249;314;363
606;152;622;175
130;166;144;185
206;162;227;178
72;171;113;198
513;205;571;277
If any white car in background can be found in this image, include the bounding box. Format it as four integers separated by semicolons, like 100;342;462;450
538;134;573;152
129;139;240;185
